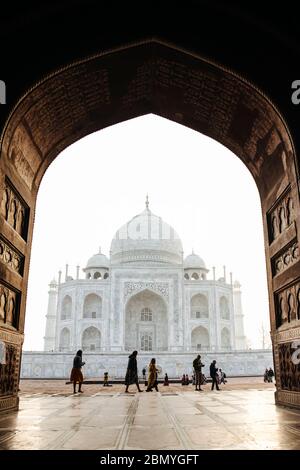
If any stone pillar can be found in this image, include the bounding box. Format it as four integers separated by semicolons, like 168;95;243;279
43;279;58;351
65;264;68;282
233;281;247;350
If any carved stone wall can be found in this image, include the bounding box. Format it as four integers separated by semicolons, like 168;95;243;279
278;342;300;392
0;282;20;329
0;236;24;276
267;187;295;244
0;329;22;412
272;240;299;276
0;344;18;395
275;280;300;328
0;178;29;241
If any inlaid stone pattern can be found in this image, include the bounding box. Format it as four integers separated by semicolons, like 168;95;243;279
0;343;18;396
124;281;169;301
0;237;24;276
268;189;295;244
0;181;28;240
278;342;300;392
275;281;300;328
272;240;299;276
0;283;20;329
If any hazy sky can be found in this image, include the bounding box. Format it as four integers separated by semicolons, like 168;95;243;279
23;114;270;350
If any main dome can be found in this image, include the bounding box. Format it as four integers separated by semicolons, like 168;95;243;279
110;201;183;265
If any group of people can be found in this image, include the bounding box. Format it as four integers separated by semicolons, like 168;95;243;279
181;374;191;385
70;349;227;393
125;352;159;392
264;367;275;383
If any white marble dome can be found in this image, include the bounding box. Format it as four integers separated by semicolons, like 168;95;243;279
184;252;206;269
110;203;183;265
85;251;109;269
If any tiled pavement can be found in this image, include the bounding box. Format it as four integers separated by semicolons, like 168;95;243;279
1;388;300;450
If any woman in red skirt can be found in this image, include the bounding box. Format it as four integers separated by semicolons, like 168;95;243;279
70;350;85;393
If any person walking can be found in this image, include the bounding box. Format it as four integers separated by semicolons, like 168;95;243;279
193;354;205;391
146;358;159;392
210;360;220;391
125;350;143;393
70;350;85;394
103;372;109;386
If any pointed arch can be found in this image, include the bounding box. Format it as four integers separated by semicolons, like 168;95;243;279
83;293;102;319
59;327;70;352
61;295;72;320
191;293;209;319
82;326;101;352
191;325;210;351
220;296;230;320
221;327;231;350
125;288;168;352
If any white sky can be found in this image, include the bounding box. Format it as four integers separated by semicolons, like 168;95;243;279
23;114;270;350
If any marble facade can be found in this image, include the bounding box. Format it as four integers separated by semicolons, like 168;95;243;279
21;350;273;379
21;203;270;379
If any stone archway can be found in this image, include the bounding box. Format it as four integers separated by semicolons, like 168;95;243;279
59;327;70;352
83;294;102;319
191;326;210;351
82;326;101;352
125;289;168;352
0;39;299;412
221;327;231;351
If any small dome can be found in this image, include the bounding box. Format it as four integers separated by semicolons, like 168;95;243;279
184;252;206;269
85;250;109;269
234;280;241;289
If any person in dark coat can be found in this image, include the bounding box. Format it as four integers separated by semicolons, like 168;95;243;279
210;360;220;391
125;350;143;393
268;367;275;382
193;354;205;391
70;350;85;394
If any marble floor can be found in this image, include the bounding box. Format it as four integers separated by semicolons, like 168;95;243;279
1;386;300;450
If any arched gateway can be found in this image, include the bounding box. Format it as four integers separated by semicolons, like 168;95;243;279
0;40;299;412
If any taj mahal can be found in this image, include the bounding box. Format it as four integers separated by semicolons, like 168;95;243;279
21;198;273;379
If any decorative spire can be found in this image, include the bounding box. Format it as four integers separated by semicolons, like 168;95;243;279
145;194;149;210
99;246;101;254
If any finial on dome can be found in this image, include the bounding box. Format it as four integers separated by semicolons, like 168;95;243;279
99;246;101;254
145;194;149;210
192;248;194;255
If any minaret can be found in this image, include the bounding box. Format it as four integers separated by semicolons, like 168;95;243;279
43;278;58;351
233;280;247;349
